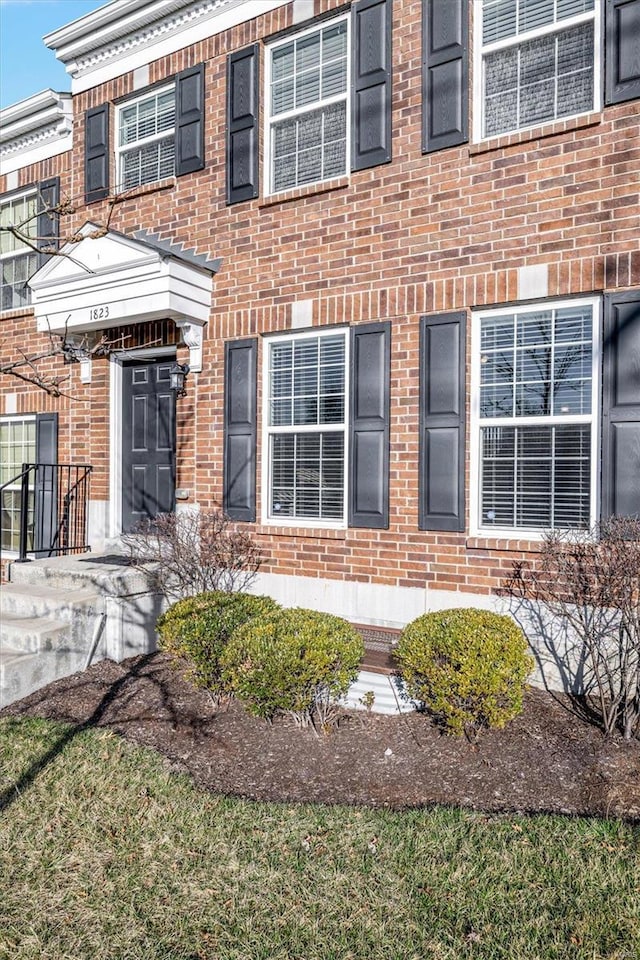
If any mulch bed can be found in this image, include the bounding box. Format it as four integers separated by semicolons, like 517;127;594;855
2;653;639;820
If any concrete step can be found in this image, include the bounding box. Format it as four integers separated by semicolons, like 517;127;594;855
0;552;159;710
0;646;40;708
8;553;147;596
0;581;101;620
0;611;69;654
343;669;417;715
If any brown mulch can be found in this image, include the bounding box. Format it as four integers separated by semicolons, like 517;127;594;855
2;653;639;820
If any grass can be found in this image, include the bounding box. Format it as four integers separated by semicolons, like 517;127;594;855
0;717;638;960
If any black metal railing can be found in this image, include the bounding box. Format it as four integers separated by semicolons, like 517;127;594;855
0;463;92;563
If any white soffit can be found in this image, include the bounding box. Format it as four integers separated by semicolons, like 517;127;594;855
44;0;289;94
29;223;215;334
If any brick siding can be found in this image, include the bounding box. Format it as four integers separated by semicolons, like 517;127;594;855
1;0;638;598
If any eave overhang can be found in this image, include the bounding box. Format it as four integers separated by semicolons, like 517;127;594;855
0;90;73;174
43;0;288;94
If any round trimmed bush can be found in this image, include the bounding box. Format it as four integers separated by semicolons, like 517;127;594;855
220;607;364;725
396;608;533;738
157;591;280;696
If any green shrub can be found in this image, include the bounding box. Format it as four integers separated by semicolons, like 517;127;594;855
396;608;533;739
220;607;364;727
157;591;280;697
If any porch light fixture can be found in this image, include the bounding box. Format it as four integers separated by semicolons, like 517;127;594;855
61;332;91;364
170;361;190;397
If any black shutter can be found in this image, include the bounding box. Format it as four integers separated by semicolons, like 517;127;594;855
351;0;392;171
419;312;466;531
34;412;58;556
38;177;60;251
85;103;110;203
601;291;640;519
349;322;390;528
224;338;257;521
226;44;259;204
176;63;205;176
422;0;469;153
605;0;640;105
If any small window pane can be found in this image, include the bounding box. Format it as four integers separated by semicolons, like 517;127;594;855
271;399;292;427
273;79;295;115
293;397;318;424
272;43;295;82
483;0;517;44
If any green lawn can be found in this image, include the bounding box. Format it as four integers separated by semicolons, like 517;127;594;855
0;717;638;960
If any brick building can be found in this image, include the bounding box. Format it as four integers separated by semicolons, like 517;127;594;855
1;0;639;687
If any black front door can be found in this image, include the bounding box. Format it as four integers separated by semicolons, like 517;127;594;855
122;357;176;532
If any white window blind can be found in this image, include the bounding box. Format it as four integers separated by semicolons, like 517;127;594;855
117;88;175;191
477;302;596;532
481;0;596;137
269;20;348;193
267;332;347;522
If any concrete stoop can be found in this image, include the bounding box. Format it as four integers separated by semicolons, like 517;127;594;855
0;552;161;709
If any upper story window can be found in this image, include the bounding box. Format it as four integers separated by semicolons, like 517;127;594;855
116;86;175;191
472;298;599;534
0;191;38;312
266;18;349;194
478;0;599;139
265;329;348;524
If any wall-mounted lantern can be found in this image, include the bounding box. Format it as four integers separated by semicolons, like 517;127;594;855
170;361;190;397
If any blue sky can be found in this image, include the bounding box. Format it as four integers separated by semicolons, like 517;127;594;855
0;0;107;109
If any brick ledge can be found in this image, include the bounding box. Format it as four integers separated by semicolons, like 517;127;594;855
470;112;603;156
466;536;542;553
259;177;350;207
255;524;347;540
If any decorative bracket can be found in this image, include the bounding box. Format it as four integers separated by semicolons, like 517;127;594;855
175;319;204;373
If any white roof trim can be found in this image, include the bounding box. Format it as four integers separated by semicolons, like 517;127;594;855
44;0;288;94
0;91;72;176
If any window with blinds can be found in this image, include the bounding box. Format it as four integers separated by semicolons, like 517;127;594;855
480;0;598;138
475;300;598;533
267;18;349;193
0;192;38;312
0;417;35;551
117;87;176;191
266;331;347;523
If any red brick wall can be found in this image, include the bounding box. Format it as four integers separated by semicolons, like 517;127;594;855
1;0;639;598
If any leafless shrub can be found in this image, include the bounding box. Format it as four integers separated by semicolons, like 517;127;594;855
122;510;263;600
504;517;640;739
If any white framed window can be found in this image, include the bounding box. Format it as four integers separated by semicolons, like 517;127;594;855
0;191;38;312
475;0;600;140
470;298;600;535
263;328;348;525
0;416;36;552
116;85;176;191
265;16;350;195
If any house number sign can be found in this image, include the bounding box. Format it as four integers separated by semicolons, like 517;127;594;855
89;305;110;321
